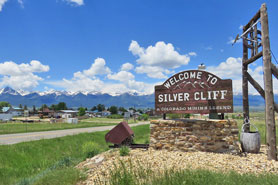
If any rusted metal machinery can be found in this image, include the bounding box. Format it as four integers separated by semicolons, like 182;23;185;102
105;122;149;149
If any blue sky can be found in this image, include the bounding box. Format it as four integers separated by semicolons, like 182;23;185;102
0;0;277;95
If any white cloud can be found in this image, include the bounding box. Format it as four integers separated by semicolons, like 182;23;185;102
121;63;134;71
129;40;190;79
0;60;49;90
48;58;156;95
239;25;244;30
135;65;173;79
75;58;111;77
108;71;134;82
0;0;8;12
66;0;84;6
129;40;190;68
188;52;197;56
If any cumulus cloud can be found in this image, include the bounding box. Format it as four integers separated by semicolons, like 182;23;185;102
48;58;156;95
129;40;190;79
108;71;134;82
0;0;8;12
74;58;111;78
66;0;84;6
121;63;134;71
0;60;49;90
206;57;277;95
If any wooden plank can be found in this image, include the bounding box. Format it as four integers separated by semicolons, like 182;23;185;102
243;51;263;65
271;62;278;79
244;9;260;31
246;72;278;113
254;24;259;54
242;28;249;132
261;3;277;161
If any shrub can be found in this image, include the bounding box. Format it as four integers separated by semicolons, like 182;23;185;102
108;114;123;119
184;113;191;118
119;146;130;156
138;114;149;121
82;141;101;158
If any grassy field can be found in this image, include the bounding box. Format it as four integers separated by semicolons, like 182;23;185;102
0;124;150;185
0;117;138;135
107;165;278;185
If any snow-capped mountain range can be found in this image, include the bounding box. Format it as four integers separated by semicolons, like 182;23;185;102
0;87;154;108
0;87;276;109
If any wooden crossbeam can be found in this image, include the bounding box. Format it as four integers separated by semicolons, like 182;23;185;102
246;72;278;113
243;51;263;65
271;62;278;79
243;10;260;31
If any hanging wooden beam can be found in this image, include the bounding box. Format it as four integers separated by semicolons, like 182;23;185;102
271;62;278;79
260;3;277;161
243;51;263;65
246;72;278;113
243;10;260;31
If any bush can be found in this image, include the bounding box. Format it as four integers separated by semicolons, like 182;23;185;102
82;141;101;158
119;146;130;156
184;113;191;118
138;114;149;121
107;114;123;119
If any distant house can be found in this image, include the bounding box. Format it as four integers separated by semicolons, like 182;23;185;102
2;107;23;117
101;110;111;117
59;110;78;118
0;113;13;121
38;108;56;118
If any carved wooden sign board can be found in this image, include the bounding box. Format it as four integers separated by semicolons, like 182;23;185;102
155;70;233;114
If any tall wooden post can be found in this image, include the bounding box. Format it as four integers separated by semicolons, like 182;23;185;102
260;3;277;160
242;28;249;132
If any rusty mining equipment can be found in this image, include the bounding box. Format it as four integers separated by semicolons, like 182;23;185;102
105;122;149;149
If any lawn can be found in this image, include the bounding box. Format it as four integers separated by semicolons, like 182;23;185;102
0;124;150;185
0;117;139;135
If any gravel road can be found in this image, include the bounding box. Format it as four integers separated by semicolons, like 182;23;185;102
0;122;148;145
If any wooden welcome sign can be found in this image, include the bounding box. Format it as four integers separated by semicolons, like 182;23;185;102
155;70;233;114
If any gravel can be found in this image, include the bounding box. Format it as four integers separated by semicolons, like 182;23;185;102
77;145;278;185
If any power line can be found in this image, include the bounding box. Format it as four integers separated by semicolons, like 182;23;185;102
270;50;278;65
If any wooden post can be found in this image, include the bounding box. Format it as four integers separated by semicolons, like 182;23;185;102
163;113;166;120
242;27;250;132
260;3;277;160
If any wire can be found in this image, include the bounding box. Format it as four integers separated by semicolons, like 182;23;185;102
271;50;278;65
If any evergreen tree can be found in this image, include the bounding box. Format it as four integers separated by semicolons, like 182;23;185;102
109;106;118;114
78;107;86;116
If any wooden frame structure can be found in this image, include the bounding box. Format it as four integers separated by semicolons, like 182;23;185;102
242;3;278;160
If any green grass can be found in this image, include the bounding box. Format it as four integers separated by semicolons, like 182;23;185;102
0;124;150;185
0;117;140;135
106;164;278;185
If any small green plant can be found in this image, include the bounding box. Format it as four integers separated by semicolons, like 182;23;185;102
138;114;149;121
82;141;101;158
119;146;130;156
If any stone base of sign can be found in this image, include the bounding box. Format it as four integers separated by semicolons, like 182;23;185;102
150;119;240;153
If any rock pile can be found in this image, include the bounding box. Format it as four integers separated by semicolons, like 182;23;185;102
77;146;278;185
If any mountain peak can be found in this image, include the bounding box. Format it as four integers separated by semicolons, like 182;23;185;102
0;87;19;95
